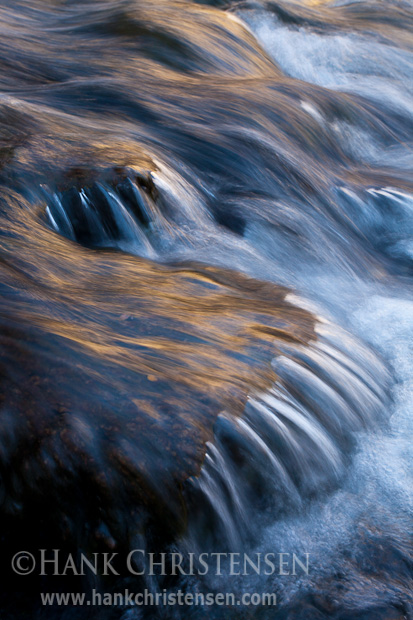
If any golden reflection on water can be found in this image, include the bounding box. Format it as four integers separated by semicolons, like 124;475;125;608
0;187;314;537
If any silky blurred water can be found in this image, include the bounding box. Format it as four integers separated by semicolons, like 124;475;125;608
0;0;412;618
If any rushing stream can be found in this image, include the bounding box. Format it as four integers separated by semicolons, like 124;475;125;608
0;0;412;618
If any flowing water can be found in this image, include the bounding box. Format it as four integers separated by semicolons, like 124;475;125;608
0;0;412;618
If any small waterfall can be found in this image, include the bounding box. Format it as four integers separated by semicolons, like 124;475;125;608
0;0;411;617
184;322;390;553
44;174;157;256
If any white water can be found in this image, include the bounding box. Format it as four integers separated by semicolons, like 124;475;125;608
239;9;413;117
38;4;413;615
171;7;413;602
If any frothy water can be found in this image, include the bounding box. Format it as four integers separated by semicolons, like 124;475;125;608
0;0;412;618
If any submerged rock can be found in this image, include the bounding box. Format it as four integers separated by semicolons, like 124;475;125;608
0;186;390;573
0;192;315;558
